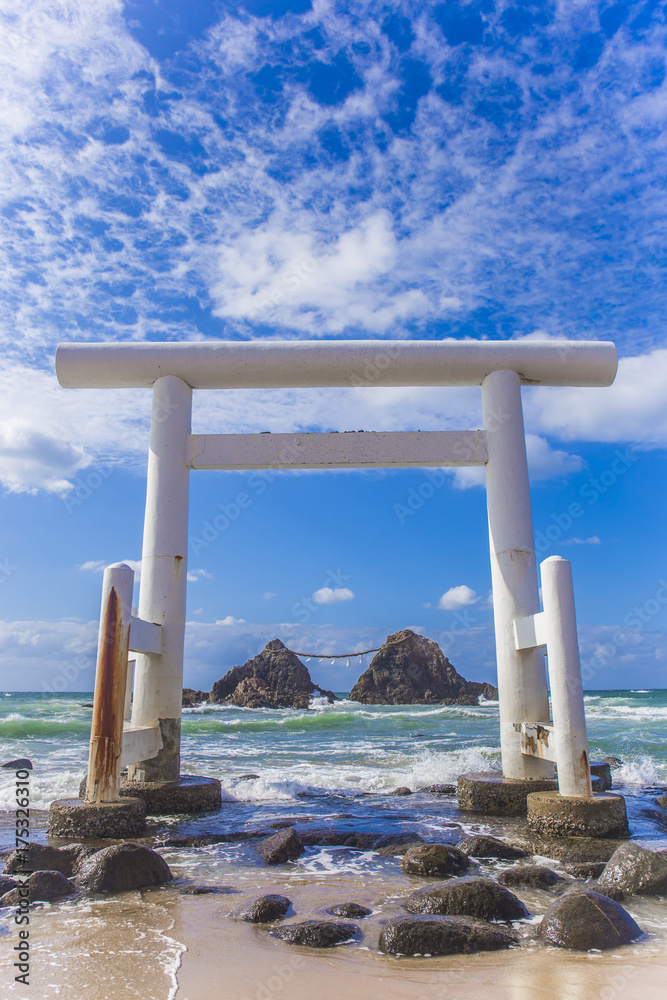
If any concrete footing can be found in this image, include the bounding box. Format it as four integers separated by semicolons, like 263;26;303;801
79;774;222;815
48;797;146;839
457;771;559;816
526;790;629;839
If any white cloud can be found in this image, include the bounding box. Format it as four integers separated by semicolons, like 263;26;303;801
562;536;601;546
526;349;667;448
313;587;355;604
215;616;246;626
262;591;277;600
77;560;107;573
187;568;214;583
0;417;91;496
437;585;479;611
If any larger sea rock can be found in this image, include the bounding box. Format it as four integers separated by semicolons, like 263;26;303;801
210;639;336;709
349;630;497;705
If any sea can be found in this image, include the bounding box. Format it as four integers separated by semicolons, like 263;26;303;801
1;689;666;998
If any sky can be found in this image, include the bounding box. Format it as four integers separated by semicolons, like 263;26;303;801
0;0;666;694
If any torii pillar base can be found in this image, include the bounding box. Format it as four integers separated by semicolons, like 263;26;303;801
48;797;146;839
79;774;222;816
457;771;559;816
527;790;629;839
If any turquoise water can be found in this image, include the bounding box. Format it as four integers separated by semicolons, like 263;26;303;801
1;689;665;851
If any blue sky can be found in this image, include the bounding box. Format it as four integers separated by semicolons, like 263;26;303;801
0;0;666;693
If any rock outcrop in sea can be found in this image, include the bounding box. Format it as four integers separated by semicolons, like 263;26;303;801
349;630;498;705
209;639;336;709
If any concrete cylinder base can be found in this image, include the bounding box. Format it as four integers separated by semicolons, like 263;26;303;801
79;774;222;815
48;797;146;839
526;791;629;839
457;771;559;816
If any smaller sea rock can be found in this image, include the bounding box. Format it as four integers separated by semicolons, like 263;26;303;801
392;786;412;796
1;871;74;904
179;886;238;895
325;902;372;918
540;890;642;951
255;827;304;865
401;844;470;877
418;784;456;795
498;865;563;889
457;835;528;860
3;843;96;879
1;758;33;770
271;920;358;948
655;795;667;810
378;915;517;956
242;894;291;923
76;843;172;893
374;833;426;856
597;843;667;896
562;862;607;879
403;877;528;921
0;875;19;894
603;756;623;769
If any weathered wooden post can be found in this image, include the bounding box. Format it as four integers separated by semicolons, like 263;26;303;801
85;562;133;803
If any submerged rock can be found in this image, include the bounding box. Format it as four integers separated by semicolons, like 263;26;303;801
242;894;292;923
180;885;238;895
373;833;426;856
325;902;372;918
210;640;336;709
457;835;528;860
391;786;412;796
378;915;517;956
3;843;96;879
271;920;359;948
76;843;172;893
0;875;19;895
562;861;607;880
597;843;667;897
0;871;74;904
419;784;457;795
403;877;528;921
255;827;304;864
401;844;470;877
539;890;643;950
498;865;563;889
349;630;498;705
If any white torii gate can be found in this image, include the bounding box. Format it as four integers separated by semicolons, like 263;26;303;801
55;338;618;821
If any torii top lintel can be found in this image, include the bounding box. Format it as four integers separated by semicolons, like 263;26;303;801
55;339;617;390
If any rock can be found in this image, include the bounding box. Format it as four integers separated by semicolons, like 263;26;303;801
374;833;426;856
1;758;33;770
325;902;372;918
603;756;623;770
255;827;304;864
457;835;528;860
210;640;336;709
539;890;643;950
403;877;528;921
182;688;209;707
237;774;260;781
391;786;412;796
0;871;74;904
419;784;456;795
563;862;607;879
597;843;667;896
3;843;96;879
401;844;470;877
589;762;612;791
497;865;563;889
349;630;498;705
76;843;173;893
179;885;238;895
657;795;667;810
378;915;517;956
271;920;359;947
0;875;19;894
527;837;621;864
242;894;291;922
